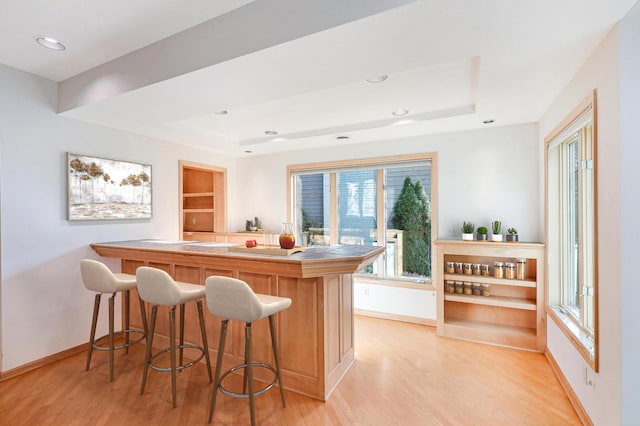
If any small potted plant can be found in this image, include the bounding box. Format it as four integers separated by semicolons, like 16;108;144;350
506;227;519;242
461;221;475;241
491;220;503;242
477;226;488;241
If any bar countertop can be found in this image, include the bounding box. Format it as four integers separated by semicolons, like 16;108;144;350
91;239;385;278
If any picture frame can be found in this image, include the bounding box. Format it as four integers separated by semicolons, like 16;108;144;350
67;152;152;221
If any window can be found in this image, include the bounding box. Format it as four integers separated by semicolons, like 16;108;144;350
545;91;598;371
288;154;436;283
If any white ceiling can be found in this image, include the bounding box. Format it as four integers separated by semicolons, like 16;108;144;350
1;0;637;156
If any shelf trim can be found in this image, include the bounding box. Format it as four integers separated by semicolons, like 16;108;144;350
184;209;214;213
444;294;536;310
443;273;536;288
443;318;537;337
183;192;214;197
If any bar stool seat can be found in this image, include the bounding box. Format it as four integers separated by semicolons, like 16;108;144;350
205;276;292;426
80;259;147;382
136;267;212;408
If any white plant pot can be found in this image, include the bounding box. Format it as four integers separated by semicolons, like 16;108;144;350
462;233;474;241
491;234;503;242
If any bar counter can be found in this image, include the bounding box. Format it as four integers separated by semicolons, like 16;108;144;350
91;239;384;401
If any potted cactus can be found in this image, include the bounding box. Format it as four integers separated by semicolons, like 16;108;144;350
477;226;488;241
491;220;503;242
461;221;475;241
506;227;519;242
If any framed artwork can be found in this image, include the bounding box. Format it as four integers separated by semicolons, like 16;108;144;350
67;152;152;221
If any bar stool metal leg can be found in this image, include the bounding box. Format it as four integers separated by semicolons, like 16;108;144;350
138;297;148;339
108;293;115;382
196;301;213;382
124;290;130;354
170;306;178;408
246;322;256;426
269;315;286;407
86;294;101;372
209;319;229;423
179;303;185;372
141;305;158;395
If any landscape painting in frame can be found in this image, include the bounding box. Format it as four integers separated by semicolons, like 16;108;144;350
67;153;152;221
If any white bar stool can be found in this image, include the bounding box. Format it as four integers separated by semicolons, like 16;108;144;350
136;266;213;408
80;259;147;382
204;276;292;426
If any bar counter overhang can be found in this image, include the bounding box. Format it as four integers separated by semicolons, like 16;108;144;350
91;239;384;401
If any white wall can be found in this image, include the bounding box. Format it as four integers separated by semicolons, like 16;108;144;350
0;64;237;371
539;25;624;424
354;283;436;320
619;2;640;424
234;123;541;242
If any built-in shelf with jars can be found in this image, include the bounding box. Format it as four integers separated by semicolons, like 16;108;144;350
434;240;545;351
179;161;226;240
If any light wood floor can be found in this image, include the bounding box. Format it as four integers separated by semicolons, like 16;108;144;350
0;316;580;425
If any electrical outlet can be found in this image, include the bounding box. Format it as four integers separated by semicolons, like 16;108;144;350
363;288;369;296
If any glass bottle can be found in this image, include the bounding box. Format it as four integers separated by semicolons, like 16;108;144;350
279;222;296;249
516;258;527;280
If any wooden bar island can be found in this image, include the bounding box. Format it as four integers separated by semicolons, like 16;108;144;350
91;239;384;401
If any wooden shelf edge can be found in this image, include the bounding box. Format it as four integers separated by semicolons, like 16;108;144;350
444;294;537;310
183;192;214;197
184;209;214;213
444;319;536;338
443;273;536;287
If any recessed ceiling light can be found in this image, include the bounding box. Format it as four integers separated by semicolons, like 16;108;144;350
483;119;495;124
214;110;228;115
244;150;252;154
34;35;66;51
336;135;350;140
392;109;409;116
265;130;278;136
366;75;388;83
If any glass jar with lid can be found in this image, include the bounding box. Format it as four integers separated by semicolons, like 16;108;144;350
472;264;482;275
494;261;504;278
454;281;464;294
446;261;455;274
481;264;490;276
463;263;473;275
516;258;527;280
463;282;473;295
446;280;455;293
472;282;482;296
505;262;516;279
481;283;491;296
455;262;464;274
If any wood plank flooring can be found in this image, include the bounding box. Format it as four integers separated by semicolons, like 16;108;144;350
0;316;580;425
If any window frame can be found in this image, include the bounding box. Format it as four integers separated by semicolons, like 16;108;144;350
286;153;438;286
545;90;598;371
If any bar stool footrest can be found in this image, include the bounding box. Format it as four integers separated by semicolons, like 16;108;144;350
148;343;206;372
218;362;277;399
91;328;145;352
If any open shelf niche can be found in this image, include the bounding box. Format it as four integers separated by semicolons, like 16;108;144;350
179;161;226;240
434;240;546;351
